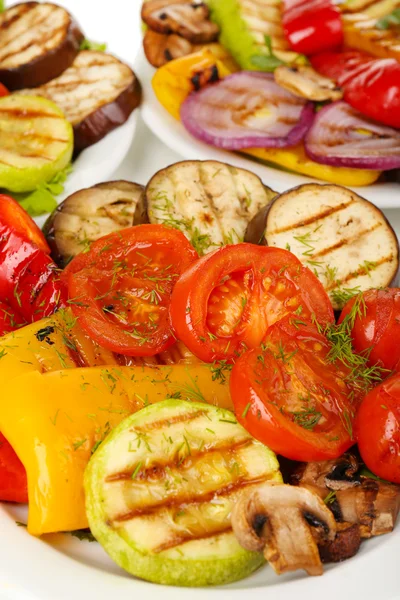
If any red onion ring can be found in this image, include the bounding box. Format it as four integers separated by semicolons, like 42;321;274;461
180;71;315;150
305;101;400;170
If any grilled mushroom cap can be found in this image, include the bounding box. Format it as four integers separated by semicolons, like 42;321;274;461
274;65;343;102
319;522;361;564
292;455;400;538
231;482;336;576
141;0;219;43
143;29;194;67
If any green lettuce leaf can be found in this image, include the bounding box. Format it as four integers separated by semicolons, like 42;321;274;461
11;164;73;217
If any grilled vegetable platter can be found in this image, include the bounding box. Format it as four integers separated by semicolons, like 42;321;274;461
1;155;400;588
0;1;141;218
139;0;400;196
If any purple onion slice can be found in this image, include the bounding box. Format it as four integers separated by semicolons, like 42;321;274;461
180;71;315;150
305;101;400;170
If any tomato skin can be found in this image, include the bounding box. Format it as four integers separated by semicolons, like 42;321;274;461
356;375;400;484
283;0;343;56
0;83;9;97
0;194;50;254
230;317;355;462
339;289;400;372
170;243;334;363
65;225;198;356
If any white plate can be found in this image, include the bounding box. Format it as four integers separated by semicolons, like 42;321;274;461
33;110;138;229
135;51;400;211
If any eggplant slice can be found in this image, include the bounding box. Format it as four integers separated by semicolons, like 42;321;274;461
43;181;145;266
141;0;219;44
142;160;277;255
0;2;83;90
245;184;399;310
21;51;141;151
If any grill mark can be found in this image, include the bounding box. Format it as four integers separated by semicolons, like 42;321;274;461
0;3;35;31
113;474;271;522
0;131;69;143
311;222;382;259
198;162;225;237
326;254;395;290
153;525;233;554
0;108;62;119
134;409;207;434
270;200;356;234
106;438;252;483
0;16;66;64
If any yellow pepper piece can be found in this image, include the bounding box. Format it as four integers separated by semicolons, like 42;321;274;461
152;48;234;121
243;146;380;187
0;365;232;536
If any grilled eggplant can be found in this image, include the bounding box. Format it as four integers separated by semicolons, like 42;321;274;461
245;184;399;310
21;51;141;151
43;181;145;266
141;160;277;255
141;0;219;44
0;94;73;192
85;399;281;586
0;2;83;90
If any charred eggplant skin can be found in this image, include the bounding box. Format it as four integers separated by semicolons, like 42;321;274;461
74;76;142;152
0;3;84;90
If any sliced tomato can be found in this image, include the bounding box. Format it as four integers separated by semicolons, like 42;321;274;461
64;225;198;356
0;300;26;337
0;194;50;254
356;374;400;484
169;244;334;363
230;317;356;462
311;50;373;85
339;289;400;373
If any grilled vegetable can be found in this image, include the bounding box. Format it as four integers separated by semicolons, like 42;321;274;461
144;30;194;67
0;95;73;192
0;367;232;535
85;399;282;586
21;51;141;151
0;300;26;337
207;0;300;69
180;71;314;150
141;0;219;43
0;431;27;503
340;0;400;61
305;101;400;170
0;2;83;90
43;181;145;267
274;65;343;101
142;160;276;254
282;0;343;56
245;184;399;310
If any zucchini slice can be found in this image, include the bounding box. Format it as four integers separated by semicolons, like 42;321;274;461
0;95;73;192
245;184;399;310
85;399;281;586
142;160;277;255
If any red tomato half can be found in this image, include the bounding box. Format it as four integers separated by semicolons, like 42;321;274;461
0;194;50;254
169;244;334;363
230;317;357;462
356;374;400;484
339;289;400;372
64;225;198;356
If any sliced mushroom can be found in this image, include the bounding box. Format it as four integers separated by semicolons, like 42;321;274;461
319;522;361;564
143;29;194;67
141;0;219;44
231;482;336;576
43;181;145;267
292;455;400;538
274;65;343;102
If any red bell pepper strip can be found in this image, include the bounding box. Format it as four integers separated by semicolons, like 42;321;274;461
0;300;26;337
282;0;343;56
0;195;66;322
311;50;400;129
0;432;28;503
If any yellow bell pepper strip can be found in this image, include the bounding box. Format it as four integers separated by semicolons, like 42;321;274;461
152;50;382;186
340;0;400;61
0;364;232;536
0;309;198;383
152;48;235;120
243;146;381;187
